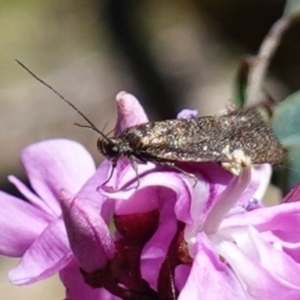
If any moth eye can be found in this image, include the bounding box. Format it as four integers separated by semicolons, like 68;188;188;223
112;146;119;152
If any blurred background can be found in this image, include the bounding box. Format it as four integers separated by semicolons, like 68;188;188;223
0;0;299;298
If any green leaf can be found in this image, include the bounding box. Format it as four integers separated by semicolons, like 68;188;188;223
272;90;300;147
233;57;251;108
284;0;300;16
285;147;300;190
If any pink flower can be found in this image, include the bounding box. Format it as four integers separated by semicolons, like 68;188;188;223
2;92;300;300
178;178;300;299
0;139;96;284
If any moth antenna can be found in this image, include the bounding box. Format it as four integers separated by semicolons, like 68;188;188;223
74;122;96;131
101;123;115;137
15;59;110;141
105;128;115;136
102;122;108;133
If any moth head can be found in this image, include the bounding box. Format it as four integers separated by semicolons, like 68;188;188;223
97;138;121;163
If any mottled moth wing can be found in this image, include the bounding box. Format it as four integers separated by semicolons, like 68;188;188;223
121;109;283;165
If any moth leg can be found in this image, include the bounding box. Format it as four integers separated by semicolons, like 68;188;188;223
129;156;141;190
100;162;116;187
158;161;198;187
221;145;251;176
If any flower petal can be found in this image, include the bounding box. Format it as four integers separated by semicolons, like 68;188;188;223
77;160;112;202
218;228;300;299
115;92;148;134
202;167;251;235
76;160;114;223
0;192;51;257
9;218;72;285
60;190;115;272
282;183;300;203
60;260;119;300
102;165;191;289
246;227;300;286
178;233;245;300
21;139;96;217
174;265;190;291
177;109;198;119
104;167;190;216
251;164;272;201
8;175;53;215
220;201;300;230
141;189;178;288
220;200;300;264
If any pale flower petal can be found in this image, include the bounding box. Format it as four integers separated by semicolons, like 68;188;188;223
179;233;245;300
218;229;300;299
21;139;96;217
60;261;119;300
60;190;115;272
115;91;148;133
9;219;72;285
0;192;51;257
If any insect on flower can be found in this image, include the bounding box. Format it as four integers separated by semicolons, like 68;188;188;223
16;60;284;186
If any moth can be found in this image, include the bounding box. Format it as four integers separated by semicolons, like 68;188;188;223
16;60;284;183
98;108;283;176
